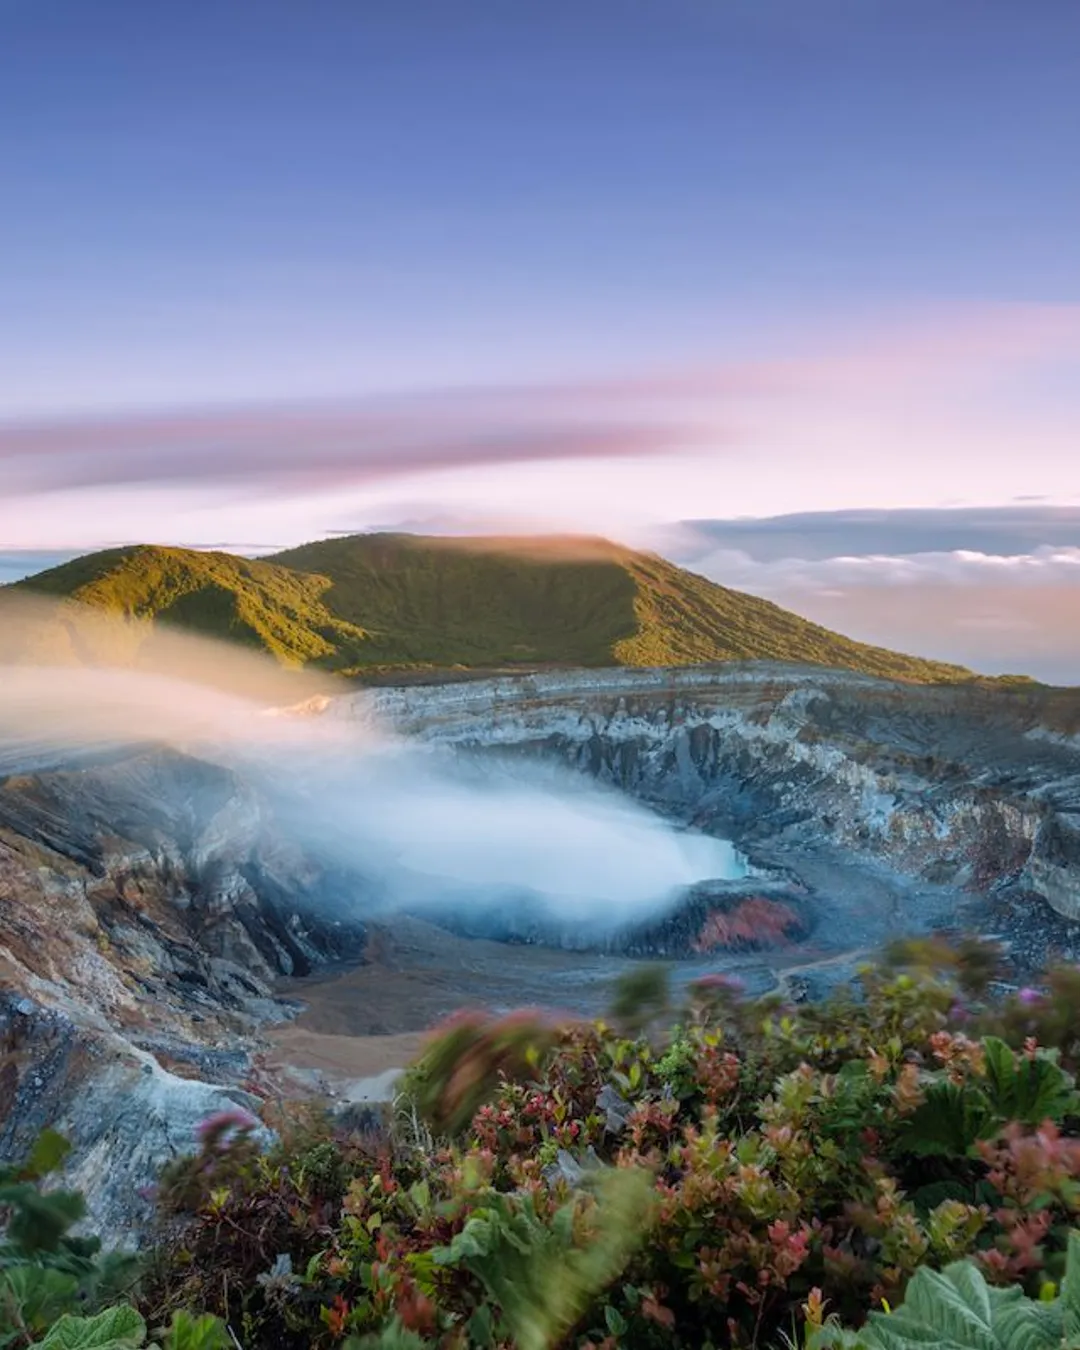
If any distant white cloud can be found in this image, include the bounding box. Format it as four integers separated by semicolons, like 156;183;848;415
667;509;1080;684
688;545;1080;594
667;506;1080;564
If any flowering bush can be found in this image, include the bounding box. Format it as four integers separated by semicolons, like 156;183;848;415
123;944;1080;1345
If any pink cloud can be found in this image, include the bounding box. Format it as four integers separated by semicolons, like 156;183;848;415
0;387;725;499
1;301;1078;521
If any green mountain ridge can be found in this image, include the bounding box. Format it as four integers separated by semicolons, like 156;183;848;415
4;532;977;683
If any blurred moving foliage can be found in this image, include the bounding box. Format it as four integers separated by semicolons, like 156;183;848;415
9;938;1080;1347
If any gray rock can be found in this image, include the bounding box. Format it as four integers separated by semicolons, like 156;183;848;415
596;1084;633;1134
0;747;368;1233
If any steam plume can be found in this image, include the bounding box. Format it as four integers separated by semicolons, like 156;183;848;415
0;596;743;931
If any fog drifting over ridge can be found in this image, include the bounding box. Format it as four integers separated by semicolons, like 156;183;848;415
0;597;743;930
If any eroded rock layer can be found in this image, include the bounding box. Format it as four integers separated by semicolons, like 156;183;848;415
337;664;1080;933
0;747;366;1230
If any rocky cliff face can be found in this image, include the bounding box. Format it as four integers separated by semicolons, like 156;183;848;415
0;746;366;1231
327;665;1080;949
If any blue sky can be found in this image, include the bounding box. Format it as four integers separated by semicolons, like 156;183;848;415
2;1;1080;679
3;0;1078;416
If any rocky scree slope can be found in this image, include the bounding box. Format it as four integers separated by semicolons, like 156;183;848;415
0;746;366;1232
8;533;974;682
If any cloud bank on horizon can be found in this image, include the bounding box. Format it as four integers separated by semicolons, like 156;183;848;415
665;507;1080;685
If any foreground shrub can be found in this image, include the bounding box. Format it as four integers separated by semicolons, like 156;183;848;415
12;938;1080;1346
404;1011;561;1137
0;1131;140;1347
807;1228;1080;1349
0;1131;230;1349
134;944;1080;1346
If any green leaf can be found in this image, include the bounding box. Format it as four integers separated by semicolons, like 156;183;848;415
37;1304;146;1349
993;1299;1065;1350
437;1214;494;1262
604;1305;628;1336
981;1037;1078;1126
0;1183;86;1254
483;1171;649;1350
902;1081;996;1158
155;1311;232;1350
21;1131;72;1183
1061;1228;1080;1340
0;1267;81;1336
854;1259;1065;1350
344;1319;429;1349
465;1304;495;1349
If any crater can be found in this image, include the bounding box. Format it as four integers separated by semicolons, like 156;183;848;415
6;662;1080;1229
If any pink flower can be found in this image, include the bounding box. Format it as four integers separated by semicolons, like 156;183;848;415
196;1108;258;1144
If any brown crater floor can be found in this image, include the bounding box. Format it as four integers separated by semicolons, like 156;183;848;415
265;911;854;1092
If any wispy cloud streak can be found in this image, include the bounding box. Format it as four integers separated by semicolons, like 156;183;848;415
3;302;1079;502
0;404;715;497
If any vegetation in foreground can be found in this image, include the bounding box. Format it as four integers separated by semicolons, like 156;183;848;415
6;940;1080;1348
8;533;975;682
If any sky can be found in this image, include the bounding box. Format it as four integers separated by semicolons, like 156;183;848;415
2;1;1080;678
